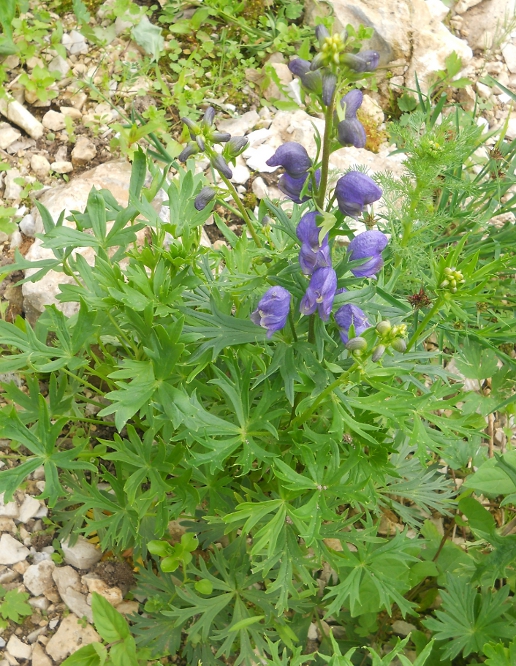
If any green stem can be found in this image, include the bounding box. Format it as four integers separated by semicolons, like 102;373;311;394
316;98;336;210
288;310;298;343
61;368;105;395
405;298;443;352
290;361;359;429
217;172;262;247
308;314;315;344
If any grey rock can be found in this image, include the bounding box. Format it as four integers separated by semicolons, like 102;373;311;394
42;110;66;131
217;110;260;136
31;643;52;666
18;494;41;522
460;0;516;50
23;560;56;596
51;160;74;174
392;620;417;636
0;122;21;150
0;98;44;139
0;493;19;519
62;536;102;570
4;169;23;201
502;42;516;74
6;635;32;661
45;614;100;662
48;55;71;77
19;213;36;237
53;565;93;622
71;136;97;166
0;534;29;565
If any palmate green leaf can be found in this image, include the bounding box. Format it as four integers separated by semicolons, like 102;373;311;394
484;639;516;666
0;588;32;622
324;529;418;618
423;576;514;660
163;588;233;641
0;398;94;505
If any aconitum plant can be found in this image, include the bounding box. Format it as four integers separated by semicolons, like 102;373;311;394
2;15;513;666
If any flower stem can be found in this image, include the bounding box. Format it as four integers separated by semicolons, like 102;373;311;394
315;96;336;210
288;310;298;343
405;298;443;352
308;314;315;344
217;172;262;248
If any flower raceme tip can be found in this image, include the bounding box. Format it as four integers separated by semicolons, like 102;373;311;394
250;286;291;338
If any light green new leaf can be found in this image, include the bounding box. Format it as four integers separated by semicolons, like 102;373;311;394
91;592;130;643
131;16;164;61
61;643;107;666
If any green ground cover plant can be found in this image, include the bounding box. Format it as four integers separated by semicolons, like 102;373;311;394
0;10;516;666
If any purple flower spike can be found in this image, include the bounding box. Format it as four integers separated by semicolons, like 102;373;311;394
341;50;380;73
297;212;331;275
250;286;291;338
300;267;337;321
348;230;388;278
335;171;382;218
266;142;312;178
278;170;320;204
335;304;370;344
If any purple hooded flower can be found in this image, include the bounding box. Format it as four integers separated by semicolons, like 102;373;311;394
288;58;323;96
279;170;321;204
300;267;337;321
335;304;370;344
335;171;382;218
348;230;388;278
336;89;366;148
266;142;312;179
296;211;331;276
341;50;380;73
194;187;216;211
250;286;291;338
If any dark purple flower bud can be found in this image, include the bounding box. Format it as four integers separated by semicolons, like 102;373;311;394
250;286;291;338
296;211;331;274
335;304;370;344
196;135;206;151
341;50;380;73
288;58;311;77
194;186;216;211
202;106;215;127
310;53;325;71
335;171;382;218
300;70;323;95
266;142;312;178
336;89;366;148
347;230;388;278
300;266;337;321
341;89;363;117
278;170;320;204
181;117;200;138
211;132;231;143
322;72;337;106
315;24;330;45
178;142;200;163
337;118;366;148
211;154;233;179
224;136;249;159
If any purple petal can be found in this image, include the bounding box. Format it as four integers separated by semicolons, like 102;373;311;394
337;118;366;148
334;171;382;218
288;58;311;77
341;89;363;118
266;142;312;178
251;286;291;337
300;267;337;321
335;304;370;343
348;230;388;260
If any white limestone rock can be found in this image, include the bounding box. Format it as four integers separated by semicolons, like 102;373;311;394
48;55;71;77
0;493;19;519
4;169;23;201
216;110;260;136
0;98;44;139
6;635;32;661
42;110;66;132
18;494;41;522
460;0;516;50
45;614;100;663
23;560;56;597
31;154;51;179
71;136;97;166
31;643;53;666
51;160;74;174
52;565;94;622
0;123;21;150
62;536;102;570
0;534;30;565
502;42;516;73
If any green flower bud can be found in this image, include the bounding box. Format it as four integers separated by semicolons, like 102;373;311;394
372;344;386;362
346;336;368;351
391;338;407;353
376;321;391;336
